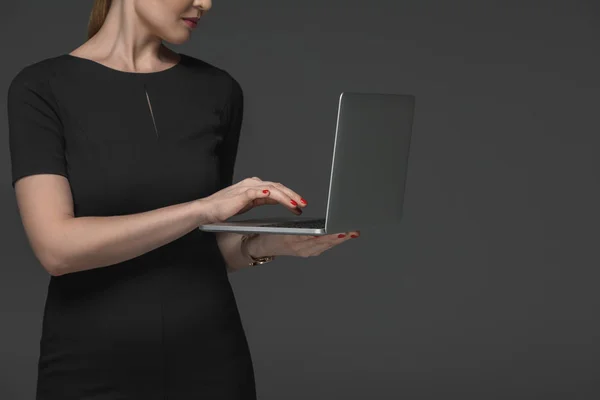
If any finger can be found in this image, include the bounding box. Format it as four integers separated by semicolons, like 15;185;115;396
249;184;302;215
322;232;352;241
254;181;306;211
243;187;273;202
331;231;361;239
297;232;352;255
309;233;341;242
309;231;360;245
269;182;308;209
250;197;280;207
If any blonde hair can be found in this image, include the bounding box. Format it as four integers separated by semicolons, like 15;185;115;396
87;0;112;39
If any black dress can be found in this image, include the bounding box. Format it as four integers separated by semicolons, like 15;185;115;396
7;53;256;399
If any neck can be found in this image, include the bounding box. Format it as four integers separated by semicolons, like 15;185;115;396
80;1;175;72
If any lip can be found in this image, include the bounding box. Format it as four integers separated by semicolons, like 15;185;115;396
182;17;199;29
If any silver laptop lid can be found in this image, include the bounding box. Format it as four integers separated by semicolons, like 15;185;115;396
324;92;416;233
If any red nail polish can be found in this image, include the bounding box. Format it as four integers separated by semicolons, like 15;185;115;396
300;198;307;204
351;234;358;238
263;189;269;194
338;234;346;238
290;200;298;206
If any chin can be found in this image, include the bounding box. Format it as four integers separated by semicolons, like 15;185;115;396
161;30;192;45
163;35;191;45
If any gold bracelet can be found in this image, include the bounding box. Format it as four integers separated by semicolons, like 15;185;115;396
240;233;275;266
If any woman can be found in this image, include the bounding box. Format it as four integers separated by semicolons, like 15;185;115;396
7;0;359;399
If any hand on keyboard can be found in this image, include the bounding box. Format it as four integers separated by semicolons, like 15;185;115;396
202;177;308;223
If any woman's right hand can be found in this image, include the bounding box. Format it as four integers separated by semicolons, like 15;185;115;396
201;177;308;223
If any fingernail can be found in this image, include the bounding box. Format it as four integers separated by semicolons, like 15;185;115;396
338;234;346;238
300;198;307;204
290;200;298;206
263;189;269;194
351;234;358;238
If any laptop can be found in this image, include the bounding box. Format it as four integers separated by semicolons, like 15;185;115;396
198;91;416;235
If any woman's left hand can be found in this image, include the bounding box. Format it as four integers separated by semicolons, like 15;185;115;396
254;230;361;258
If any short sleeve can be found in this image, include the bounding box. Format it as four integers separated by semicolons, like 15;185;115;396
7;68;68;188
216;76;244;190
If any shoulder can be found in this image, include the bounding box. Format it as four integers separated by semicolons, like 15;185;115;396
8;55;65;99
178;53;242;93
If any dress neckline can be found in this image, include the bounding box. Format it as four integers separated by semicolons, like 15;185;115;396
61;53;185;76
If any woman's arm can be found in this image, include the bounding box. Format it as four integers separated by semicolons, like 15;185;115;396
15;174;215;276
15;172;352;277
10;67;260;276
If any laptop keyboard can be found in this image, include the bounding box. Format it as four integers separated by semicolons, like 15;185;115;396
263;218;326;229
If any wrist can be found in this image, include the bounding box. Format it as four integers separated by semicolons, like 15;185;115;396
245;233;268;258
192;198;217;225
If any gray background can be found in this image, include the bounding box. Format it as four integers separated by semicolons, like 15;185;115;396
1;1;599;399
